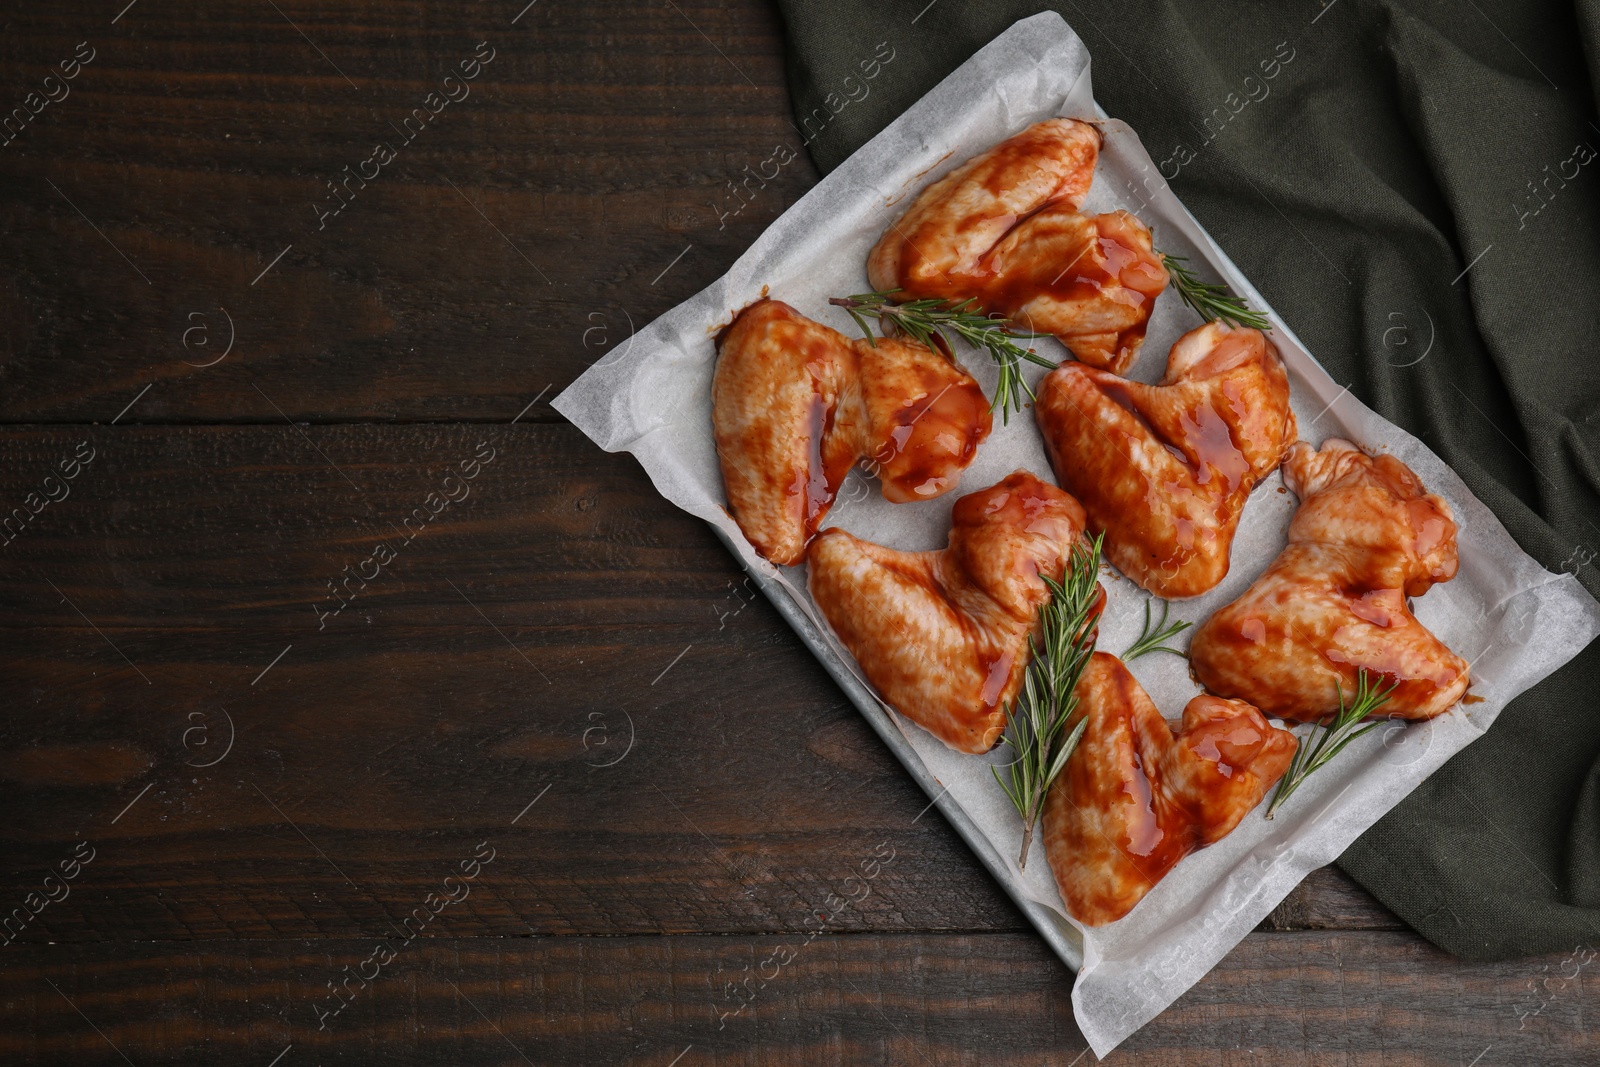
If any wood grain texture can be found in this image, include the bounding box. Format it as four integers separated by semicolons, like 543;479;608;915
2;934;1591;1066
0;431;1001;941
0;0;815;423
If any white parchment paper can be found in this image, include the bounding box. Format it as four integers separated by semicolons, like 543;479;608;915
554;12;1600;1056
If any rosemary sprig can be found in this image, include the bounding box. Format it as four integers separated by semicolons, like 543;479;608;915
829;290;1055;425
1121;598;1191;662
992;533;1104;868
1161;253;1271;331
1265;669;1399;820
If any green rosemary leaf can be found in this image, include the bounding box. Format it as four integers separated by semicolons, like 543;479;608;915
829;291;1050;424
1160;253;1271;331
1121;598;1192;662
1265;668;1398;820
990;533;1104;869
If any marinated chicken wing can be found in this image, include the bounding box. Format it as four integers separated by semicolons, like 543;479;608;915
866;118;1169;374
712;299;991;566
1034;322;1297;598
980;206;1170;374
1190;439;1468;722
867;119;1102;295
807;471;1088;754
1042;653;1296;926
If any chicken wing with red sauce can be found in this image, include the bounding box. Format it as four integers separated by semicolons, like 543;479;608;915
712;299;992;566
1034;321;1297;598
1190;439;1469;722
982;206;1169;374
866;118;1169;374
1042;652;1296;926
807;471;1089;754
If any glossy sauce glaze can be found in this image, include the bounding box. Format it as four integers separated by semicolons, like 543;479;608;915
1034;321;1297;598
859;341;993;503
807;471;1089;754
1041;653;1296;926
799;395;834;535
711;299;992;565
868;118;1104;297
1190;439;1470;722
979;208;1169;374
866;120;1168;374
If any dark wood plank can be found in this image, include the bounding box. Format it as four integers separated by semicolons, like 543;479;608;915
0;423;1015;940
1;932;1591;1065
0;423;1398;940
0;423;731;628
0;0;816;424
1263;866;1404;932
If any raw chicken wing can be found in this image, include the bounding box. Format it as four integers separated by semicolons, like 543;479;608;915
979;206;1169;373
807;471;1088;754
1034;321;1297;598
712;299;991;566
866;118;1168;374
1190;439;1469;722
867;119;1102;296
1042;652;1296;926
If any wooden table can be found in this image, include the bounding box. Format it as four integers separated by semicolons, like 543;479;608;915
1;1;1593;1062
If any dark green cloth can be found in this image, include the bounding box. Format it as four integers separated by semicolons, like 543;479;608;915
772;0;1600;960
